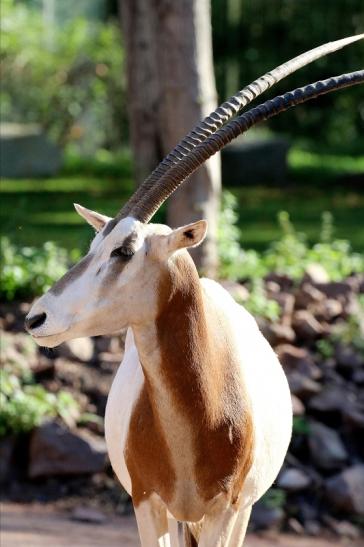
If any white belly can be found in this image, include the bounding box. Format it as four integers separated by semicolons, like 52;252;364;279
104;328;143;495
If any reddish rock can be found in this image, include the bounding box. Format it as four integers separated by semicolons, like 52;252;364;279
312;298;343;322
292;310;324;341
287;372;321;400
304;264;330;284
291;394;305;416
308;422;347;470
261;322;296;346
335;344;364;369
277;467;311;492
314;281;353;308
325;465;364;516
276;344;321;380
29;421;107;478
308;384;356;415
219;280;249;303
295;283;325;309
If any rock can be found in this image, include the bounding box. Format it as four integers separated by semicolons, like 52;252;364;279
29;421;107;478
265;281;281;293
308;421;348;470
287;372;321;400
291;394;305;416
312;299;343;322
264;273;294;292
323;515;360;539
219;280;249;303
261;322;296;346
276;344;321;380
353;368;364;384
292;310;324;341
313;281;353;307
277;468;311;492
287;518;305;535
71;506;107;524
304;264;330;284
325;465;364;516
342;407;364;430
61;338;94;362
93;336;113;354
295;283;325;309
268;293;295;325
250;500;284;530
308;384;355;415
304;521;321;536
335;344;364;370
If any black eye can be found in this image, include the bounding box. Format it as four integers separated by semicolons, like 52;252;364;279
110;246;134;260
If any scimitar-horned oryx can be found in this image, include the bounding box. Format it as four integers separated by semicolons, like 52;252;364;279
26;34;363;546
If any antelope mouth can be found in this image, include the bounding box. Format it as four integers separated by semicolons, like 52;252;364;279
31;329;69;348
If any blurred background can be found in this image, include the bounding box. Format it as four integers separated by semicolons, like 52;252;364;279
1;1;363;545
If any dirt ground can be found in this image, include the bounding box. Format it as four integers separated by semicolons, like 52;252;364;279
1;503;362;547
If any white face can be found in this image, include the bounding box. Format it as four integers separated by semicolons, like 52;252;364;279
25;204;207;348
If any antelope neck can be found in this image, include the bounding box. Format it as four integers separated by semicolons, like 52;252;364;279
131;252;225;426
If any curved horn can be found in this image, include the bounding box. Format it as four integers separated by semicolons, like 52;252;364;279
118;33;363;220
129;70;364;223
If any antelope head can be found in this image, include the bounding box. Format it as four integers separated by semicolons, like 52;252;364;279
25;35;363;347
24;208;208;347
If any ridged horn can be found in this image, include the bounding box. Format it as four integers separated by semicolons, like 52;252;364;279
117;33;363;220
129;70;364;223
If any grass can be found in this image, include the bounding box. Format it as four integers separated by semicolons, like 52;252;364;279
1;146;363;252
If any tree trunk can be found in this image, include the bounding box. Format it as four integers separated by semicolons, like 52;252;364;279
120;0;221;276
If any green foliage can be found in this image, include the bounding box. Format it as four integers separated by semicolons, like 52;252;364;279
334;313;364;356
218;191;364;284
243;280;281;322
1;0;125;150
212;0;364;149
0;237;79;301
261;488;287;509
324;299;364;356
292;416;310;436
63;148;133;178
316;339;335;359
289;148;364;181
0;369;79;437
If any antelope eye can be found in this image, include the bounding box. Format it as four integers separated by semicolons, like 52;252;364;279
110;246;134;260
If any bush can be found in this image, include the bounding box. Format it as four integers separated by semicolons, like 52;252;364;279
0;369;79;437
0;237;79;301
1;0;125;151
218;191;364;283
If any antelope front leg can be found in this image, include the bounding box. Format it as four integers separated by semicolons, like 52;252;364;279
133;495;172;547
198;501;252;547
197;503;237;547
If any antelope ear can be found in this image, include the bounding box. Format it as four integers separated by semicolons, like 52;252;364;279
74;203;112;232
167;220;208;252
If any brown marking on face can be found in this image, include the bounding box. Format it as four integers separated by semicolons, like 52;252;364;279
99;231;138;291
125;380;176;506
155;252;254;504
102;218;118;237
122;231;138;249
50;253;94;296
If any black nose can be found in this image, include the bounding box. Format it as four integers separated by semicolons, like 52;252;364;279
25;312;47;331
